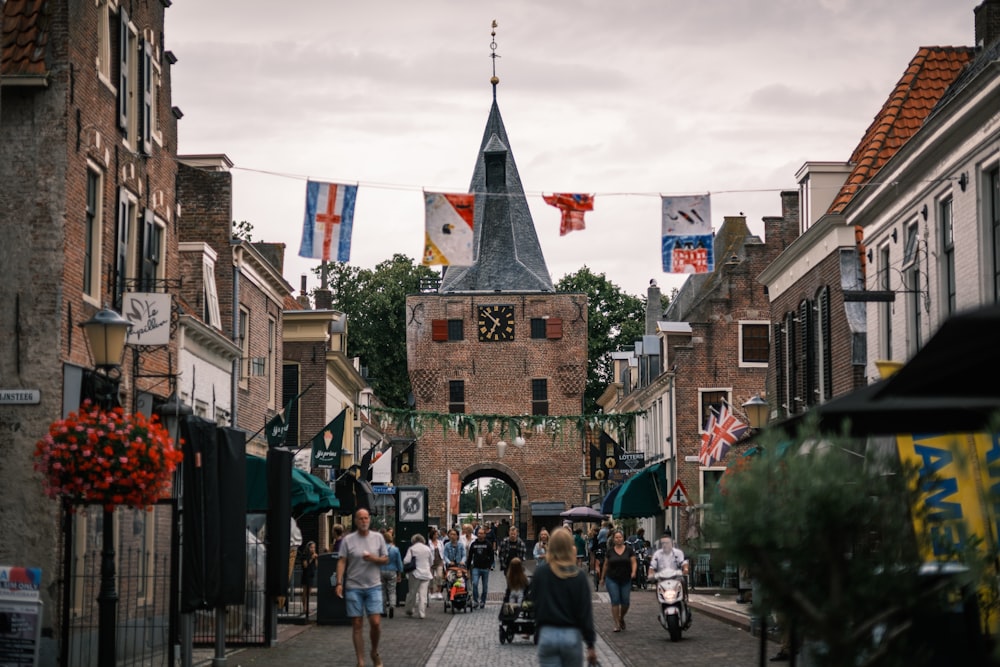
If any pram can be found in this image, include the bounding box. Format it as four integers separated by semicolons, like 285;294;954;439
498;595;535;643
443;566;471;614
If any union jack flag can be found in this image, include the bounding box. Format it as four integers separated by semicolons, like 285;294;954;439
707;403;749;465
697;408;718;466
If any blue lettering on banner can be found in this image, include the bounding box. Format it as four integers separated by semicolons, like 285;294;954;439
981;433;1000;546
914;443;967;556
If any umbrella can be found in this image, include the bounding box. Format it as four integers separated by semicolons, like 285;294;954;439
559;506;606;522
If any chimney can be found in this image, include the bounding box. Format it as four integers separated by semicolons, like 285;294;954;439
645;280;662;335
975;0;1000;48
296;274;311;309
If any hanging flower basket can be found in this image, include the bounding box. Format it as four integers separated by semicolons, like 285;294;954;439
34;400;183;511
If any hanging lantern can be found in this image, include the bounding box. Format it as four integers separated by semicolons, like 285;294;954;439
497;440;508;458
514;436;525;448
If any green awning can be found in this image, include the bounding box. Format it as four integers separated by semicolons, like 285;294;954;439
245;454;339;516
612;461;667;518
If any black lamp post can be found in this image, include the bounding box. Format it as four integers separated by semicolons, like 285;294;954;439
79;308;131;667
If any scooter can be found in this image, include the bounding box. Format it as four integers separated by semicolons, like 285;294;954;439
654;563;691;642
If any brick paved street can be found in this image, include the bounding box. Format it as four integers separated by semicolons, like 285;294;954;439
208;568;768;667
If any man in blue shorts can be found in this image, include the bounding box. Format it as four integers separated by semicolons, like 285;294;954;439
336;509;389;667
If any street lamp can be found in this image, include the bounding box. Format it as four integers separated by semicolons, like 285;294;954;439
742;395;770;430
79;308;131;667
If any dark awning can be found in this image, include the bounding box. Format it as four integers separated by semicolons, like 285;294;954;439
530;501;566;517
612;461;667;518
600;484;622;515
245;454;339;516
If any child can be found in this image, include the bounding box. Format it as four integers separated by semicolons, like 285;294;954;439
501;557;531;633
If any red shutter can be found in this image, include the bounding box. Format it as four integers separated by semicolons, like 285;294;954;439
431;319;448;341
546;317;563;339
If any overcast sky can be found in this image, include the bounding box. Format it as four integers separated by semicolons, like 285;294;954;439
166;0;981;299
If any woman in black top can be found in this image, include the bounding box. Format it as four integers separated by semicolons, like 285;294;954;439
532;527;597;666
600;529;636;631
300;541;319;617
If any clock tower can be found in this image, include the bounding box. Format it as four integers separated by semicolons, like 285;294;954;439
403;88;588;539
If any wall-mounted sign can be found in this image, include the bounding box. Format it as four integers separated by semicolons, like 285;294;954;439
0;390;40;405
123;292;172;346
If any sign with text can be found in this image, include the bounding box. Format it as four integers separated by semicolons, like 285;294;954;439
0;567;41;599
0;390;40;405
123;292;172;346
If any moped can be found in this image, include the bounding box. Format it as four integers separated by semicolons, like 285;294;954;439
655;563;691;641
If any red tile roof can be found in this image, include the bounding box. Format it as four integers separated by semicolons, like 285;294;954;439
828;47;975;215
1;0;48;78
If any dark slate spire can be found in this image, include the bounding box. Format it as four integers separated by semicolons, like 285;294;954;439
439;99;553;293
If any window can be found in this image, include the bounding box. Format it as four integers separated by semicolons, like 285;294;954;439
117;8;138;147
96;0;113;86
239;308;249;389
446;319;464;341
799;300;816;407
738;321;769;366
531;378;549;416
431;319;464;341
267;317;277;408
774;321;786;418
816;287;833;402
141;39;154;153
448;380;465;414
784;310;798;413
988;167;1000;303
84;167;103;302
138;211;163;291
879;245;892;359
902;223;922;355
530;318;547;339
114;187;137;308
940;197;956;315
203;257;222;329
699;389;728;431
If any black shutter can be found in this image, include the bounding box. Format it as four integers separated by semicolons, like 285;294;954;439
118;8;130;131
820;287;833;401
141;39;153;154
282;363;300;447
774;322;785;418
801;300;816;407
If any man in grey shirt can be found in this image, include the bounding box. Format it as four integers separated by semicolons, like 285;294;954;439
336;509;389;667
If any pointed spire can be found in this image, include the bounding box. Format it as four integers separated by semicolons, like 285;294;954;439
490;20;500;100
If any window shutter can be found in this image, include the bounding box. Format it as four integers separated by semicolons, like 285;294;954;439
820;287;833;401
141;39;153;154
801;300;816;407
115;187;130;303
786;312;797;413
774;323;785;418
140;209;157;290
118;8;130;132
545;317;563;339
431;319;448;341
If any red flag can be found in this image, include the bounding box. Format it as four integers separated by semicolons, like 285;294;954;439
698;408;718;466
543;193;594;235
708;404;749;464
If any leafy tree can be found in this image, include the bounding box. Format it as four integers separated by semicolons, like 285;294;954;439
233;219;254;242
315;254;438;408
555;267;665;411
460;479;513;513
710;428;993;667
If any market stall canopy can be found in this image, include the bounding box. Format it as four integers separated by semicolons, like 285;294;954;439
245;454;339;516
612;461;667;518
776;304;1000;437
600;484;622;515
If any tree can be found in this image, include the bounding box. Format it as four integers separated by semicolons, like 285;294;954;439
710;428;993;667
555;267;664;411
232;219;253;242
316;254;438;408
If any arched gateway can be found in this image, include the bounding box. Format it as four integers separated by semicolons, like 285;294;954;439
402;83;589;541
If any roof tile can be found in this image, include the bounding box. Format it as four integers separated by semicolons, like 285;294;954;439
1;0;48;78
828;46;975;215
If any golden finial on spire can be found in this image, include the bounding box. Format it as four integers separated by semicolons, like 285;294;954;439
490;20;500;88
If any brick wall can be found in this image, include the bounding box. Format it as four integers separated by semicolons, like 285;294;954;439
404;292;588;537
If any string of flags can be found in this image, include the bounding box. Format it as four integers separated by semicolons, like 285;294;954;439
298;179;718;274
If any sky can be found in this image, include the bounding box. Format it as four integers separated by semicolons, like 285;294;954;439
166;0;982;300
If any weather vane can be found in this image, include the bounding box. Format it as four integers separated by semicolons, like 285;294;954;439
490;20;500;92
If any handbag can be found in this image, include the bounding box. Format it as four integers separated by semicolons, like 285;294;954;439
403;558;417;573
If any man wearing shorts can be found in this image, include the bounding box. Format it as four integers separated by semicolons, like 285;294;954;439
336;509;389;667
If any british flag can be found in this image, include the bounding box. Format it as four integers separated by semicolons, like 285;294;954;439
697;408;718;466
707;403;749;464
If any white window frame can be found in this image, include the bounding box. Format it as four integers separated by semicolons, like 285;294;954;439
878;244;893;360
267;316;277;409
698;388;731;434
96;0;115;89
116;187;138;305
938;195;956;317
737;320;769;368
118;8;139;149
203;257;222;329
139;210;166;290
84;163;104;306
238;307;250;390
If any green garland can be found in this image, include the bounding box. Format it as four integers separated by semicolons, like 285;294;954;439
367;406;643;444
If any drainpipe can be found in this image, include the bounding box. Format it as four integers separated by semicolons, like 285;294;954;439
668;375;677;538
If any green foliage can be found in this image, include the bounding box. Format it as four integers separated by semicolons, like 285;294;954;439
315;255;438;408
555;267;661;411
710;428;995;667
233;219;254;242
460;479;512;514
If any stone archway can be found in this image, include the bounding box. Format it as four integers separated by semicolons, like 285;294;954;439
459;461;528;537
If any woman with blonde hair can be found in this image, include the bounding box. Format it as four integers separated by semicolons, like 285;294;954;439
532;527;597;666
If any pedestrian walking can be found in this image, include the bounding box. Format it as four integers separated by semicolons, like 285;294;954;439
532;527;597;666
335;509;389;667
402;533;434;619
299;541;318;617
498;525;527;574
533;528;550;563
465;526;495;608
600;529;636;632
573;528;587;568
379;532;403;618
427;526;446;599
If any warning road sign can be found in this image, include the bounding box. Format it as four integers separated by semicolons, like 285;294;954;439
664;480;690;507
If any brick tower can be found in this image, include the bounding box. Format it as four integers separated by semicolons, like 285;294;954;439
404;87;588;539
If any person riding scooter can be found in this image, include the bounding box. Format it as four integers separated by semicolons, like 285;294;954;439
648;535;688;600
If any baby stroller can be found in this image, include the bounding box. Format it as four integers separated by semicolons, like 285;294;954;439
443;566;471;614
498;595;535;643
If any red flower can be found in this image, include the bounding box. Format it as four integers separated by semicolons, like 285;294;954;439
34;400;184;511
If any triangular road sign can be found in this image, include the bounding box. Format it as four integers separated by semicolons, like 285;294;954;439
664;480;690;507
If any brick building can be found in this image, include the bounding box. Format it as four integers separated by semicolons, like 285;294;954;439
404;91;588;539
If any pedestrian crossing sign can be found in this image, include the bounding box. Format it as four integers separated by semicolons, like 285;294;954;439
664;480;690;507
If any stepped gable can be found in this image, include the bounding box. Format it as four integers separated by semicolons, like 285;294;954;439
439;98;553;293
828;46;974;214
1;0;48;78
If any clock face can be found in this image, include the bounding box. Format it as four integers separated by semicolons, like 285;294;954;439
478;304;515;341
